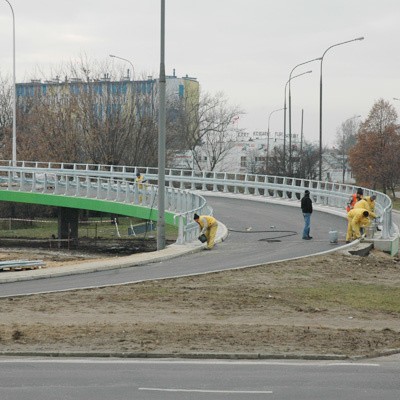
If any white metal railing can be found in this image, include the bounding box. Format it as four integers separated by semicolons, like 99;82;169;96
0;160;397;241
0;164;208;244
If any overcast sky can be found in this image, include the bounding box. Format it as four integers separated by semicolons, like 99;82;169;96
1;0;399;147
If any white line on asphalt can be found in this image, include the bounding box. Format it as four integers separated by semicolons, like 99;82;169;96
139;387;273;394
0;358;380;367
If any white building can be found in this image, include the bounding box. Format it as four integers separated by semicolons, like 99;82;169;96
192;131;300;173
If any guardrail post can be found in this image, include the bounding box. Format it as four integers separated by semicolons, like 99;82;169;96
176;214;185;244
191;170;196;190
202;171;207;191
244;174;249;195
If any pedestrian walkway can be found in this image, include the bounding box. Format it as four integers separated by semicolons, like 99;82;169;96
0;222;229;284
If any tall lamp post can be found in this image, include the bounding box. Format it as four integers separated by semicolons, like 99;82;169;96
283;69;313;174
288;58;320;175
267;107;284;172
318;36;364;181
157;0;166;250
109;54;136;121
3;0;16;166
109;54;135;80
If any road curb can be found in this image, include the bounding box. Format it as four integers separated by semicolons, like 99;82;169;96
0;222;229;285
0;349;399;360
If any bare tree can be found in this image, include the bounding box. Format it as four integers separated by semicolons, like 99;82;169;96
169;90;245;171
4;56;161;167
0;73;13;157
331;115;359;183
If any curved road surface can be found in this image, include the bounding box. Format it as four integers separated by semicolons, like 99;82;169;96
0;196;347;297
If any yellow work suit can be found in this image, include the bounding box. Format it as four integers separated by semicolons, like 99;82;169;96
364;196;376;213
346;208;371;242
353;199;377;219
135;174;144;189
135;174;145;203
196;215;218;249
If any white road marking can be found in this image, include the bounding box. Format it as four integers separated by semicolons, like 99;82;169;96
139;387;273;394
0;358;380;367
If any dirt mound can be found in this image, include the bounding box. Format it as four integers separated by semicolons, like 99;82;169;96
0;249;399;358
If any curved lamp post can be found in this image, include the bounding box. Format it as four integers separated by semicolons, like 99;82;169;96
3;0;16;166
288;58;320;175
393;97;400;101
267;107;284;171
283;65;315;175
109;54;136;123
158;0;166;250
318;36;364;181
283;70;312;172
109;54;135;80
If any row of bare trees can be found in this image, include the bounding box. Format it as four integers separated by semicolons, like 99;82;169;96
0;59;244;171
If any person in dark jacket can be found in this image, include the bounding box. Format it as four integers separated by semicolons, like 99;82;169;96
301;190;313;240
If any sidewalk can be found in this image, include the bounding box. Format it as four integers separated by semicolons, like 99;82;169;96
0;222;229;284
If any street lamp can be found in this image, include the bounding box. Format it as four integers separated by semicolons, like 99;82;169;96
318;36;364;181
157;0;166;250
288;58;320;175
393;97;400;101
267;107;284;172
109;54;135;80
283;70;312;173
3;0;16;166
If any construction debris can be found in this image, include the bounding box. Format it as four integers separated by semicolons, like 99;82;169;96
0;259;45;271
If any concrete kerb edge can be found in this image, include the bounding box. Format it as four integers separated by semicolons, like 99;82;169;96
0;221;229;284
0;348;399;361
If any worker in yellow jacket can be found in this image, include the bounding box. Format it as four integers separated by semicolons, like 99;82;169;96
363;195;377;213
135;172;146;203
194;213;218;250
346;208;370;243
353;197;377;218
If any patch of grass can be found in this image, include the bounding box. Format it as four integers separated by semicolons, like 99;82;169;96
291;283;400;313
0;217;178;240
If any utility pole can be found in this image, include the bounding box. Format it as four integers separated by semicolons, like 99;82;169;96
157;0;166;250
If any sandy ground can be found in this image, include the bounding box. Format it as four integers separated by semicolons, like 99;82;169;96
0;247;399;358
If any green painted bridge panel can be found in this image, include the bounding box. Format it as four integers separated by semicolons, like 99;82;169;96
0;190;177;226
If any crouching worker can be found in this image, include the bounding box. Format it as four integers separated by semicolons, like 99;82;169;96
346;208;370;243
194;213;218;250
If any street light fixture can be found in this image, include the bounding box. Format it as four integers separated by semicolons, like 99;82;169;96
318;36;364;181
109;54;135;80
3;0;16;166
283;70;312;173
267;107;284;172
157;0;166;250
393;97;400;101
288;58;321;175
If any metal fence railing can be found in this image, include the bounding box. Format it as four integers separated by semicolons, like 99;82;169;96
0;160;397;242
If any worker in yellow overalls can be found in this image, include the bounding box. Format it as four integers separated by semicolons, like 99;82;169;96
194;213;218;250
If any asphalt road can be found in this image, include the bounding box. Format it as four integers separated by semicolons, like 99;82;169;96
0;199;399;399
0;356;399;400
0;196;348;296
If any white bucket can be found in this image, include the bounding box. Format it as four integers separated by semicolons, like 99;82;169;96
365;226;375;239
329;230;338;244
